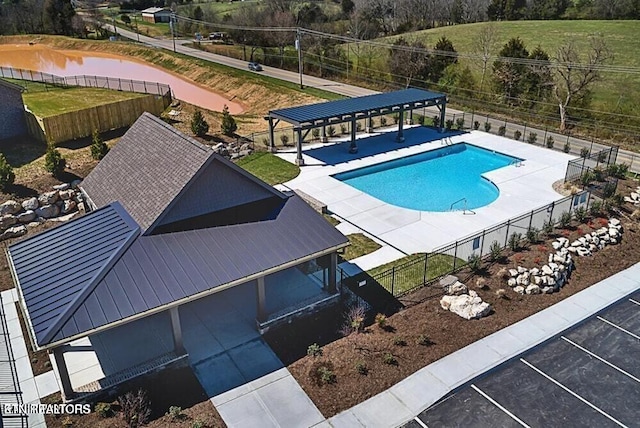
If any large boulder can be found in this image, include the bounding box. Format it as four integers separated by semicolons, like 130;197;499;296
16;210;36;223
38;191;59;206
35;204;60;219
1;225;26;240
53;183;70;191
59;189;75;201
440;291;492;320
61;200;76;214
21;197;39;211
0;200;22;216
444;280;468;296
0;215;17;229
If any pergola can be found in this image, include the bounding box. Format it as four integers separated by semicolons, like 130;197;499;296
267;88;447;165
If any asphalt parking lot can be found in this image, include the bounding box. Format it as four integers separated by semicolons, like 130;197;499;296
403;290;640;428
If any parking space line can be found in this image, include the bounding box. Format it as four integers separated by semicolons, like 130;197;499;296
629;298;640;306
597;316;640;340
413;416;428;428
520;358;629;428
561;336;640;383
470;384;531;428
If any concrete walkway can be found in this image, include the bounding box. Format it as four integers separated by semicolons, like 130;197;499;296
325;263;640;427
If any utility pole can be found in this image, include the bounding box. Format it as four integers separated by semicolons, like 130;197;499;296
295;28;303;89
171;12;176;53
112;14;117;36
134;13;140;42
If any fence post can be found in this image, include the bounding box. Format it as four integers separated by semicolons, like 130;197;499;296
523;123;527;138
480;230;486;258
544;126;548;144
528;210;534;231
391;266;395;296
453;242;458;270
504;220;511;247
423;253;428;285
471;111;475;128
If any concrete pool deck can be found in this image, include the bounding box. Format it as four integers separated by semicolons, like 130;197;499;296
278;127;575;254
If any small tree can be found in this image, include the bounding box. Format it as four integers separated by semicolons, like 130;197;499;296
514;130;522;140
44;143;66;178
546;135;555;149
0;153;15;190
498;125;506;136
563;141;571;153
90;129;109;160
220;105;236;136
527;132;538;144
120;14;131;25
484;121;492;132
191;110;209;137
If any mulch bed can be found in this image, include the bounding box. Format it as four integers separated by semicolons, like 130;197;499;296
266;179;640;418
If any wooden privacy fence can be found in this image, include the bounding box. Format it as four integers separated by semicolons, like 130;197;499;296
35;94;166;144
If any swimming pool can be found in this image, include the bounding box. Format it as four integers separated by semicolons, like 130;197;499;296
333;143;522;212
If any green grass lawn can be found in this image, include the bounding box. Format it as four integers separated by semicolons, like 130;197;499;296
15;81;146;117
367;20;640;116
342;233;382;261
366;253;461;296
235;152;300;185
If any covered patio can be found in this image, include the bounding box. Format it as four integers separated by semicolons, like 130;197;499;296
267;88;447;165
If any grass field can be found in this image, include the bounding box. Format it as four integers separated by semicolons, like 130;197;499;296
235;152;299;185
10;80;145;117
342;233;382;261
371;20;640;117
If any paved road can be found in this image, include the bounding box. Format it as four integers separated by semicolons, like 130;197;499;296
114;26;640;173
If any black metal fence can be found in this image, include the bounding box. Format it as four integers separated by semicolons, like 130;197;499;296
565;146;619;182
0;66;172;100
347;190;592;298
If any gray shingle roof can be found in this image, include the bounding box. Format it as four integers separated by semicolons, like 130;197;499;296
80;113;214;233
269;88;446;125
8;203;139;347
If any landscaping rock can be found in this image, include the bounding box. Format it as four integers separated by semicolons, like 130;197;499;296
440;291;492;320
542;286;554;294
0;200;22;216
542;265;553;275
525;284;541;295
507;278;517;287
59;189;75;200
513;285;525;295
508;269;519;277
1;225;26;240
71;179;82;189
61;200;76;215
16;210;36;223
609;218;621;227
21;197;39;211
0;215;17;229
35;204;60;219
53;183;70;191
38;191;59;205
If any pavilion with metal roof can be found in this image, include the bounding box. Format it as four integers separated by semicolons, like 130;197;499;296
267;88;447;165
6;114;348;401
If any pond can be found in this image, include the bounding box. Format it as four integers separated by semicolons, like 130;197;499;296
0;44;243;114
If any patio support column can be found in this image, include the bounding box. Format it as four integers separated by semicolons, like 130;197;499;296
295;127;304;166
439;100;447;133
256;276;267;323
329;252;337;294
321;125;328;143
268;117;276;153
397;108;405;142
366;115;373;133
52;346;74;401
349;117;358;154
169;306;185;355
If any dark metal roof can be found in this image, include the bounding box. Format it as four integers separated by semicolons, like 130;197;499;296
0;78;24;93
269;88;446;125
80;113;214;233
8;203;139;348
38;196;347;347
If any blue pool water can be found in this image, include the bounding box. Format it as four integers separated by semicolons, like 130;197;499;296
333;143;522;212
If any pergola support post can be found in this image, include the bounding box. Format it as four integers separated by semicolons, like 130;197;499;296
295;128;304;165
366;115;373;133
256;276;267;323
439;99;447;133
349;118;358;154
397;108;405;142
169;306;185;355
329;252;337;293
321;125;328;143
268;117;276;153
52;346;75;401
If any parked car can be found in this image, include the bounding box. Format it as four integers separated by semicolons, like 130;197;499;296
248;62;263;72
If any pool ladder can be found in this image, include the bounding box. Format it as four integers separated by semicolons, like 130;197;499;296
450;198;476;215
441;137;454;146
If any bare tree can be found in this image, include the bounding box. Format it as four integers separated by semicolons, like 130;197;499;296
553;35;613;131
472;23;499;92
266;12;296;68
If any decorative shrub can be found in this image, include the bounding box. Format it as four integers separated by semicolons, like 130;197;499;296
90;129;110;160
394;114;400;124
327;125;336;137
467;252;482;271
417;115;425;125
356;122;363;132
312;128;320;139
526;227;539;243
374;313;387;329
191;420;205;428
0;154;15;190
280;134;289;146
495;289;507;299
508;232;522;251
191;110;209;137
445;119;454;130
261;138;269;148
498;125;506;136
580;147;590;158
432;115;440;127
456;117;465;129
489;240;502;262
417;334;432;346
574;206;587;223
340;123;347;134
484;121;491;132
607;163;629;179
559;211;572;228
382;353;397;365
527;132;538;144
514;130;522;140
44;143;66;178
602;182;617;199
119;389;151;428
546;135;554;148
380;116;387;126
393;336;406;346
340;305;366;336
318;366;336;384
593;167;605;182
580;170;595;186
473;120;480;130
309;361;336;385
168;406;184;420
563;141;571;153
355;361;368;375
597;151;608;163
542;219;555;235
95;402;113;418
307;343;323;357
589;200;603;217
220;104;237;136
